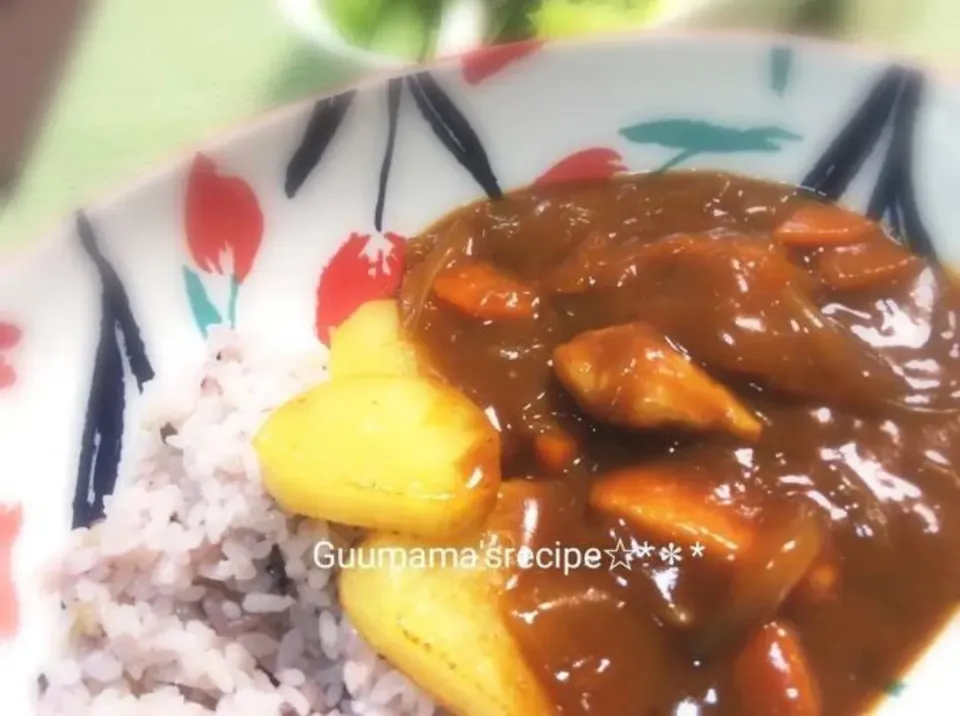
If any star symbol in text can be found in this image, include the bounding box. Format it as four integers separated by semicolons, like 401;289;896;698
605;539;634;571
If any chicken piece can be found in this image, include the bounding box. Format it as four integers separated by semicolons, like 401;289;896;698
546;233;696;295
638;237;904;407
815;240;923;292
773;202;880;248
592;468;833;651
553;322;762;441
433;259;538;320
590;464;754;559
733;621;822;716
549;234;906;408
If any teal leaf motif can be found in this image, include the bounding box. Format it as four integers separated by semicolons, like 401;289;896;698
619;119;803;172
183;266;222;336
770;46;793;96
884;680;906;698
227;275;240;328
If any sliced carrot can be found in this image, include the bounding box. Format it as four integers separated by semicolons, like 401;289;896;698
534;428;580;473
432;259;537;320
815;240;924;292
733;621;822;716
773;203;879;248
590;465;754;558
553;322;763;442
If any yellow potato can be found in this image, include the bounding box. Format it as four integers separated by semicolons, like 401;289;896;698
329;300;420;378
339;498;553;716
254;374;500;538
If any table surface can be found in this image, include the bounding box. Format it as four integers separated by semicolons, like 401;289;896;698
1;0;958;248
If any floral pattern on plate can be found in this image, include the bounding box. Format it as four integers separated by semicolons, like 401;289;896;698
4;36;958;715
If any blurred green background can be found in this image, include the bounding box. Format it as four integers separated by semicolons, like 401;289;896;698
0;0;957;248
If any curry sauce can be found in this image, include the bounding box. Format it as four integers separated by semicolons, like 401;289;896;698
400;172;960;715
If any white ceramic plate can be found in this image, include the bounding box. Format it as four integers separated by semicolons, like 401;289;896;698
3;32;960;715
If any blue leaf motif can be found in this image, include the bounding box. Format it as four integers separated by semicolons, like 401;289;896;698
621;119;802;152
620;119;802;171
770;47;793;96
183;266;222;336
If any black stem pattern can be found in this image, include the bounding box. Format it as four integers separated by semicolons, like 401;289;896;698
865;79;907;224
73;213;154;528
881;71;936;259
802;65;936;260
801;66;903;201
375;79;403;233
285;90;356;199
408;72;503;200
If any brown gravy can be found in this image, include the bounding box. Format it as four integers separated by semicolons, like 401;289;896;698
400;172;960;715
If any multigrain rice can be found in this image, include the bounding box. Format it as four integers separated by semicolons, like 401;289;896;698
37;328;438;716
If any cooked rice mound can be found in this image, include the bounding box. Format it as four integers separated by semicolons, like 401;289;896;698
37;329;438;716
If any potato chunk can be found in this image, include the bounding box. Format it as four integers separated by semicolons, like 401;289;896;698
701;507;825;651
329;300;420;378
339;490;554;716
726;507;824;620
254;374;500;538
734;621;822;716
554;322;762;441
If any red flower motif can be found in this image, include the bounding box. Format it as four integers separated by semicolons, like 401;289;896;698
185;153;264;283
0;362;13;390
315;232;407;345
0;322;21;390
0;323;20;350
461;40;543;85
0;502;21;639
535;148;627;187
